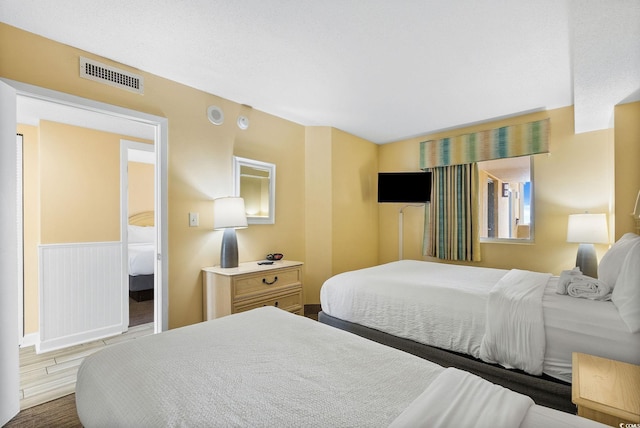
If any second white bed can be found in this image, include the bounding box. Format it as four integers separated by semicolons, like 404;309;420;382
320;260;640;383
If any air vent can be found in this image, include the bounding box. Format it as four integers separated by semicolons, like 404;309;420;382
79;57;144;94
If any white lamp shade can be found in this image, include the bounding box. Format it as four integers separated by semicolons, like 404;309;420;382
566;213;608;244
213;197;248;230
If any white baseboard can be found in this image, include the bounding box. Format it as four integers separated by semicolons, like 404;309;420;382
36;324;123;354
20;332;39;348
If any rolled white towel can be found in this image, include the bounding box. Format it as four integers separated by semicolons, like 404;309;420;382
567;276;612;301
556;267;582;295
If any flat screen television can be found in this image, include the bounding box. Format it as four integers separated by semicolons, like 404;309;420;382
377;172;431;203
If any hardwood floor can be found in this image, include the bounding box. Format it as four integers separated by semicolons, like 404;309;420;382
6;323;153;428
18;322;154;410
16;298;154;409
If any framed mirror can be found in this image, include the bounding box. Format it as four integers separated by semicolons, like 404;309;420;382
233;156;276;224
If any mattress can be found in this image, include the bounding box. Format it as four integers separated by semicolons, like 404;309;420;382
76;307;605;427
542;281;640;381
128;243;154;276
320;260;640;383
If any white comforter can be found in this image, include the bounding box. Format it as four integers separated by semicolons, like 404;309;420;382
76;307;439;427
76;307;606;428
321;261;507;359
321;261;549;376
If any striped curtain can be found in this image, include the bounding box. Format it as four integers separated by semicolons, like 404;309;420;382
424;163;480;261
420;119;549;169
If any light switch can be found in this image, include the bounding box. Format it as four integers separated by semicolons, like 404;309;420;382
189;212;199;227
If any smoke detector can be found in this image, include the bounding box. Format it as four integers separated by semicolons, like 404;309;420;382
207;106;224;125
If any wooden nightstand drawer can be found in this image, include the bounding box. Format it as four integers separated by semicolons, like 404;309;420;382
235;291;302;314
233;268;301;301
203;260;303;320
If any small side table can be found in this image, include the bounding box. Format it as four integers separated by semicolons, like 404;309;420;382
572;352;640;426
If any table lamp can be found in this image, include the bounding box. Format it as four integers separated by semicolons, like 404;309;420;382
566;213;608;278
213;197;248;268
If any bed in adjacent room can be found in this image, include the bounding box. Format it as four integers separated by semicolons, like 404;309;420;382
127;211;155;301
75;306;607;427
319;233;640;413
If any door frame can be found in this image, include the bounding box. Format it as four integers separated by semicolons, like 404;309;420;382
1;80;20;425
16;134;24;343
121;139;156;328
3;78;169;335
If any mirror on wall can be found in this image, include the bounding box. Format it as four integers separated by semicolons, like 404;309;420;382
233;156;276;224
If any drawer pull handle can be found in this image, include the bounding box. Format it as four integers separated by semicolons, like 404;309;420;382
262;276;278;285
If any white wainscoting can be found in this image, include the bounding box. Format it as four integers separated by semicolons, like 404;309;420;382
38;242;125;353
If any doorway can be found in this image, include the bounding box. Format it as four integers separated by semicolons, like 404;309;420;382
122;140;156;328
1;78;167;422
10;79;168;343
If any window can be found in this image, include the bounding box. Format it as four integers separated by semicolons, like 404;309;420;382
478;156;533;241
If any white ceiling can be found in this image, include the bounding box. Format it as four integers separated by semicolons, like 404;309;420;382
2;0;639;144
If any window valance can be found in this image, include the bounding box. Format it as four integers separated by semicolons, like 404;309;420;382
420;118;549;169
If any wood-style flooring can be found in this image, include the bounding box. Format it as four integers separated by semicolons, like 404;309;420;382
16;298;154;409
18;322;154;411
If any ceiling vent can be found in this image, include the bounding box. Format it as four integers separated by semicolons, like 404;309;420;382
79;57;144;94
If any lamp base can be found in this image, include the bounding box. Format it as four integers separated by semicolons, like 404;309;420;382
575;243;598;279
220;228;239;268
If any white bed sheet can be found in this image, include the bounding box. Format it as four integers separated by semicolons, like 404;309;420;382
543;277;640;381
76;307;605;428
128;243;154;276
320;260;640;384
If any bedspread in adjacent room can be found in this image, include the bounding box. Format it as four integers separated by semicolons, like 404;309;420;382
320;260;640;383
127;243;155;301
75;307;606;428
128;243;154;277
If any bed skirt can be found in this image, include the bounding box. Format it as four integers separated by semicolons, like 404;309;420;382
318;311;574;414
129;274;154;302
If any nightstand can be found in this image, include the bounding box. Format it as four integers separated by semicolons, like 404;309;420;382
572;352;640;426
202;260;303;320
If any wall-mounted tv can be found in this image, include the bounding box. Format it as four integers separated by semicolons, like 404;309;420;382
377;172;432;203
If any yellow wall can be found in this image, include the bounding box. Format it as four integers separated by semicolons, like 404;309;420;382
1;23;312;328
231;107;306;270
379;106;617;275
18;125;39;334
614;101;640;240
128;161;155;216
302;127;379;303
39;121;120;243
305;127;333;302
331;128;379;274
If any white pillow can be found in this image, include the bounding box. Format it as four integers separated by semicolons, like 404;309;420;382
598;233;640;288
611;239;640;333
128;225;155;243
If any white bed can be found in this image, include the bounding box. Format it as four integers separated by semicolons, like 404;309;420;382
75;307;606;428
320;260;640;384
128;243;155;276
127;212;156;301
